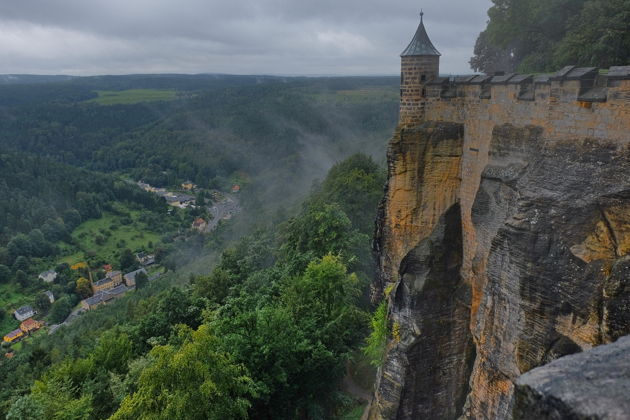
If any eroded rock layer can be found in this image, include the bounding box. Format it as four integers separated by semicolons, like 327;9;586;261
370;122;469;419
465;126;630;418
370;121;630;419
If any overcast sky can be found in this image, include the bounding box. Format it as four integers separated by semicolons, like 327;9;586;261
0;0;492;76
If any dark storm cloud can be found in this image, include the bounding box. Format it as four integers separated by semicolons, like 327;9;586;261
0;0;491;75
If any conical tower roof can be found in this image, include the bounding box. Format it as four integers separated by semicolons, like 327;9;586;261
401;11;441;57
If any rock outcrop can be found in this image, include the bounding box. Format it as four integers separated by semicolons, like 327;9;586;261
513;335;630;420
464;126;630;419
371;122;474;419
370;22;630;417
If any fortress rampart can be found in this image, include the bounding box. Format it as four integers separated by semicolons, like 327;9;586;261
371;11;630;420
394;65;630;298
372;62;630;419
419;66;630;142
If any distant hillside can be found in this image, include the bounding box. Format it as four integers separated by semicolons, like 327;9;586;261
0;75;399;218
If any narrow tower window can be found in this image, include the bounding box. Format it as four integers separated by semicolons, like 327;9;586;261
421;74;426;82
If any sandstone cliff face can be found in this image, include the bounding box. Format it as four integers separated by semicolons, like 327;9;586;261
371;122;473;419
466;126;630;419
370;122;630;419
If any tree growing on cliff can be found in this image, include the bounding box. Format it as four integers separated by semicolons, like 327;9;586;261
364;301;389;367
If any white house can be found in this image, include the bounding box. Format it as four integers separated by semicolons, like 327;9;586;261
14;305;35;321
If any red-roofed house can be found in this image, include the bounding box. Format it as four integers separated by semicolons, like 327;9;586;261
191;218;207;232
20;318;42;334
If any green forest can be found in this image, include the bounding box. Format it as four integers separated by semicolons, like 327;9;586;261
1;153;386;419
0;74;398;419
471;0;630;73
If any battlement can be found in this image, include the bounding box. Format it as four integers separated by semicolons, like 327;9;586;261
423;66;630;105
397;61;630;312
398;64;630;144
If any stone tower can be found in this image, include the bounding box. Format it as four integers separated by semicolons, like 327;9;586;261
399;11;441;127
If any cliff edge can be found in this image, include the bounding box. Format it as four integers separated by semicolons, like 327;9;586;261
369;65;630;420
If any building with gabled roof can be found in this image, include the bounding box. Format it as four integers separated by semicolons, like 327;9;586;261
191;217;207;232
135;252;155;266
82;284;133;311
14;305;35;322
92;270;123;293
123;268;147;287
20;318;42;333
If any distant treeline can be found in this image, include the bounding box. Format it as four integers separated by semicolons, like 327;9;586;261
471;0;630;73
0;76;397;216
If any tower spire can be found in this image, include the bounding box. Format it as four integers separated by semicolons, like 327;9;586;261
398;9;441;127
401;10;441;57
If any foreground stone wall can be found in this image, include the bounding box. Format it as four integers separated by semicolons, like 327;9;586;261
371;66;630;419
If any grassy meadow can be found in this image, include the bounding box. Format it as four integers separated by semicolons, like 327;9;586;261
58;208;161;266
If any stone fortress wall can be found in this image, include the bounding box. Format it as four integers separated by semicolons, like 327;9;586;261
399;65;630;307
371;62;630;419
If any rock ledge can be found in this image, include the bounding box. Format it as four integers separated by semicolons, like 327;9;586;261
514;335;630;420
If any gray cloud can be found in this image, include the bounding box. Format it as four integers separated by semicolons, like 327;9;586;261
0;0;491;75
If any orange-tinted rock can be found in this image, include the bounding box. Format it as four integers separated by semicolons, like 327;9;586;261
371;85;630;419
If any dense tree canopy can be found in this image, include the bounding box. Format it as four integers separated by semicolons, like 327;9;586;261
0;150;164;262
471;0;630;73
2;153;384;419
0;70;396;419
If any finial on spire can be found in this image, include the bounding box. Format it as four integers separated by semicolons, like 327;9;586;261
420;9;424;21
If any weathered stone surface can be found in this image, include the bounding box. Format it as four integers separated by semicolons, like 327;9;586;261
371;121;630;420
374;121;464;298
513;335;630;420
373;29;630;419
369;203;474;420
464;128;630;419
370;122;470;420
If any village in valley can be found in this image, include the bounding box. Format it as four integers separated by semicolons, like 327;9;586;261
136;179;241;233
2;179;242;352
3;252;155;348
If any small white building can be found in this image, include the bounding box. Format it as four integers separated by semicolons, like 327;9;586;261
38;270;57;283
14;305;35;321
44;290;55;304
